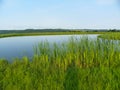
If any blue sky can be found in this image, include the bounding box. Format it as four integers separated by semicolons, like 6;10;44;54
0;0;120;30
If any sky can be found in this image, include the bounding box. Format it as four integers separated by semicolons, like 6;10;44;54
0;0;120;30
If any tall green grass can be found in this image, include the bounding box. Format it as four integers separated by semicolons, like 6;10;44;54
98;33;120;40
0;37;120;90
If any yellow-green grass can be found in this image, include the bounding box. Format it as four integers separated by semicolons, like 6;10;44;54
0;37;120;90
0;31;110;38
98;32;120;40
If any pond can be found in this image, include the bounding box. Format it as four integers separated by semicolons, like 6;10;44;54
0;34;98;61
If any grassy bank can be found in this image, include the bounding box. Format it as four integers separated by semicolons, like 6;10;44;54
98;32;120;40
0;37;120;90
0;31;109;38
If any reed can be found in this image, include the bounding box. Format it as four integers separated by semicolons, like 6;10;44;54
98;33;120;40
0;37;120;90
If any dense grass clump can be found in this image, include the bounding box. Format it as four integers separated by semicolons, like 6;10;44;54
98;33;120;40
0;37;120;90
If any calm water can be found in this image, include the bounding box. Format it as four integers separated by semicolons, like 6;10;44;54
0;35;98;61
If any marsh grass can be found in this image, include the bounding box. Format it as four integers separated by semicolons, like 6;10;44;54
0;37;120;90
98;33;120;40
0;31;107;38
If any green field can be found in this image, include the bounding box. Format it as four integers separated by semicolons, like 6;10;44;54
98;32;120;40
0;30;119;39
0;37;120;90
0;31;110;38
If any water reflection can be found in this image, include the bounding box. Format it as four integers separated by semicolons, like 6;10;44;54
0;35;98;61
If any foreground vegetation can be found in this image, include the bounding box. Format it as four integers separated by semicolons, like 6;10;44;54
98;33;120;40
0;37;120;90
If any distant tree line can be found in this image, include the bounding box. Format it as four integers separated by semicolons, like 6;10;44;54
0;29;120;34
